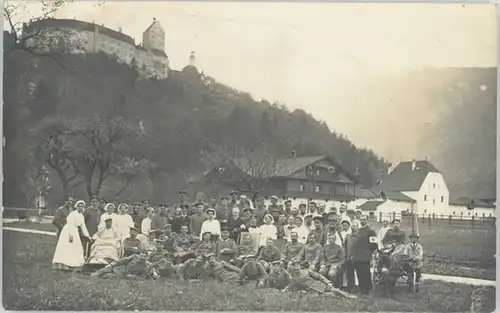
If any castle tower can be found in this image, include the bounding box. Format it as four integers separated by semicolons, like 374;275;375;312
142;17;165;52
189;51;196;66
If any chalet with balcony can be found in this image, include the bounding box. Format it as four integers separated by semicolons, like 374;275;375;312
203;155;357;202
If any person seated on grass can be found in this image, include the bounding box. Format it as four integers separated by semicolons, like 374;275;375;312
281;231;304;268
236;233;257;267
141;230;158;256
319;237;345;287
257;238;282;272
217;227;238;263
123;227;143;257
402;233;424;293
160;224;179;254
264;260;292;291
205;253;242;284
238;254;267;287
194;231;217;257
88;217;121;264
295;233;323;272
175;224;199;262
282;260;357;299
177;254;209;281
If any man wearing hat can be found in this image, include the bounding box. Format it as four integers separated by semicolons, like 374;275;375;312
282;231;304;267
123;227;142;257
267;196;283;217
216;196;231;224
403;232;423;293
382;219;406;247
283;259;357;299
189;203;205;237
238;254;268;287
265;260;292;290
298;203;307;217
217;226;238;262
205;252;241;284
296;233;323;271
283;200;292;216
177;254;209;281
253;197;268;226
151;204;170;238
257;238;282;271
229;190;240;207
311;215;328;246
130;202;144;230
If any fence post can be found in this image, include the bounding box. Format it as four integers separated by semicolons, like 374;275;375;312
448;215;452;226
379;212;382;222
472;215;475;228
460;212;463;220
392;211;396;222
428;214;431;227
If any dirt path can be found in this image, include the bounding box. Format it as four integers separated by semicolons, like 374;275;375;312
2;226;496;287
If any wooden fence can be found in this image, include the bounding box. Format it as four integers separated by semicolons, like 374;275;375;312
377;212;496;228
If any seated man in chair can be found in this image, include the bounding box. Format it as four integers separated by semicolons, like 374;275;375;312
88;217;121;265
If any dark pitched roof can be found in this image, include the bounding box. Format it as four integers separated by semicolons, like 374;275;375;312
356;187;376;199
449;196;495;208
143;19;161;34
358;200;384;211
26;18;135;45
381;160;440;192
381;190;416;203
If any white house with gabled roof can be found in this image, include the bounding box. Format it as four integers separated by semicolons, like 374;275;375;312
377;159;449;215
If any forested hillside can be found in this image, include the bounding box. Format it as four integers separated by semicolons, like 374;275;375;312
4;47;386;207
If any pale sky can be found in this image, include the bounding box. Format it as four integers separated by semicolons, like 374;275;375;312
10;1;497;162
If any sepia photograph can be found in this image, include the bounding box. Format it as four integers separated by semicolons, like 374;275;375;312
2;1;497;311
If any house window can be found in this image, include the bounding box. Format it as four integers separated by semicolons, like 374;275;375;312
475;212;478;216
424;195;427;201
315;185;321;193
433;183;436;188
299;184;304;192
452;211;455;215
468;212;471;216
441;196;444;203
316;170;321;176
433;199;435;205
489;213;492;217
424;209;427;214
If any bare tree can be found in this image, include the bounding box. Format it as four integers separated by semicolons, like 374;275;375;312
71;115;139;198
202;142;281;201
112;157;156;198
30;116;84;200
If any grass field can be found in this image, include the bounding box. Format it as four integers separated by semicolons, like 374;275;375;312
6;219;496;280
2;231;496;311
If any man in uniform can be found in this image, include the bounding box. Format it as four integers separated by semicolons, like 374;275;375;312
320;234;345;287
295;233;323;271
257;238;282;271
91;253;161;280
311;215;328;246
177;255;209;281
283;259;356;299
123;227;143;257
281;231;304;267
205;253;241;284
52;195;75;239
283;200;292;216
267;196;283;220
216;197;231;225
298;203;307;217
253;197;268;226
382;219;406;247
265;260;292;291
217;227;238;263
238;254;267;287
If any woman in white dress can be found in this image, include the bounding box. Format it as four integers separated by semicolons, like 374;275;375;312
98;203;118;230
199;208;221;241
52;200;90;271
115;203;134;240
293;216;309;244
257;214;277;247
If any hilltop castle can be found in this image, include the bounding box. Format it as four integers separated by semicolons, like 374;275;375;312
22;18;170;79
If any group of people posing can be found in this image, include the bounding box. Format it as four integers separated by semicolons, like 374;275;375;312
51;191;423;297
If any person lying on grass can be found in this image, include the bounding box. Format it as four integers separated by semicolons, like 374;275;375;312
238;254;267;287
282;260;357;299
264;260;292;291
90;253;162;280
177;254;209;281
205;253;242;284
